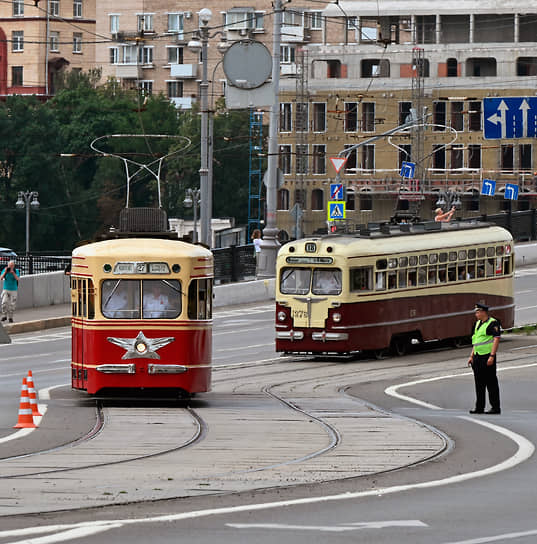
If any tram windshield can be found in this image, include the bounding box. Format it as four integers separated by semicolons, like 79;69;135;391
280;267;341;295
102;279;182;319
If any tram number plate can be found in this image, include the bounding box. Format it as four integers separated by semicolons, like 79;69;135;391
292;309;309;319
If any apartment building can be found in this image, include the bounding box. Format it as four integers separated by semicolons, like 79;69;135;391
94;0;325;107
276;0;537;238
0;0;96;97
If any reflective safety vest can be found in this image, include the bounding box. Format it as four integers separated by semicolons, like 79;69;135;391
472;317;497;355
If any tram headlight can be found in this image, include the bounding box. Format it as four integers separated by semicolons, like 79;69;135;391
332;312;342;323
135;341;148;354
277;311;287;322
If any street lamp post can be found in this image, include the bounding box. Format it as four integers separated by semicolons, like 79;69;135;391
15;191;40;255
183;188;201;243
435;189;462;215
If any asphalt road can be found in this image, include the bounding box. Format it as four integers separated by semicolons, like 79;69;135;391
1;269;537;543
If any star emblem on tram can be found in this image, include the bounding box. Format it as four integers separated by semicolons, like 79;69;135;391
107;331;175;360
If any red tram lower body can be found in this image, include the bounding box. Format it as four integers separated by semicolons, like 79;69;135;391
276;292;514;354
71;319;211;394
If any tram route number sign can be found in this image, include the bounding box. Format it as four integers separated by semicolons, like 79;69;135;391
328;201;346;221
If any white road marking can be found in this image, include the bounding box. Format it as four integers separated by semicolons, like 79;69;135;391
442;528;537;544
226;520;428;532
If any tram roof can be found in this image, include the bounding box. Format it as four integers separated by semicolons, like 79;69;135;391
279;222;513;258
73;237;212;260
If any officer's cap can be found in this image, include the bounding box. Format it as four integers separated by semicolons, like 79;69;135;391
474;303;489;312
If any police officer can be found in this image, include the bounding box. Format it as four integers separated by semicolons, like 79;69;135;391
467;303;501;414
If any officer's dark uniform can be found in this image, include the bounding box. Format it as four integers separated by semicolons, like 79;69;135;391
468;303;501;414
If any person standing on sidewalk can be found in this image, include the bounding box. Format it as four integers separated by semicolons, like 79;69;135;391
467;303;501;414
1;260;20;323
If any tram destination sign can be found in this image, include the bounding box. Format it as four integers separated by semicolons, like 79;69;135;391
484;97;537;139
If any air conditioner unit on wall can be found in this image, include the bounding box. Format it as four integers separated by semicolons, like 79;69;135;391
184;11;192;19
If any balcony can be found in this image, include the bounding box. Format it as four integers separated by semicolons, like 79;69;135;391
170;97;196;109
281;63;297;75
281;25;306;42
115;64;141;79
170;64;198;78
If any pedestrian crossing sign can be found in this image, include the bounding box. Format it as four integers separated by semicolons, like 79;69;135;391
328;201;346;221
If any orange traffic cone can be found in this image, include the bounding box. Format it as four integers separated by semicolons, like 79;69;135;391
13;377;37;429
27;370;43;417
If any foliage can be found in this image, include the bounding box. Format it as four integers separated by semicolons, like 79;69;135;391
0;72;255;253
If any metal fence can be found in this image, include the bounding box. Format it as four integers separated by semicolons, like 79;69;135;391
212;244;256;284
1;255;72;276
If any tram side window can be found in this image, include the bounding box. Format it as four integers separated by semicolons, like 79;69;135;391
350;267;373;291
188;279;212;319
280;268;311;294
102;280;140;319
87;279;95;319
142;280;182;319
313;269;342;295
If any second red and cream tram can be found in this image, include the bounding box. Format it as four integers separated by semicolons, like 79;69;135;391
71;237;213;395
275;222;514;357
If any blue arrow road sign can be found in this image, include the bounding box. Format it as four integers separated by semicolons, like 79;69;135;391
330;183;344;200
484;97;537;139
504;183;519;201
481;179;496;196
400;161;415;178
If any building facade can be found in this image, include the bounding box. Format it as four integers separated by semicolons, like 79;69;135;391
0;0;96;97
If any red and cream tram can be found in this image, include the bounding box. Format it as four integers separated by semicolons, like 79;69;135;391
71;237;213;394
275;222;514;356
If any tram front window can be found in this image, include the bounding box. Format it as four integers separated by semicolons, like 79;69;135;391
280;268;311;295
312;269;342;295
142;280;182;319
102;280;140;319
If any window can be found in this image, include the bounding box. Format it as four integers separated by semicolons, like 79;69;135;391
121;45;137;64
73;0;82;18
350;267;373;291
167;46;183;64
345;102;358;132
168;13;184;34
109;47;118;64
102;280;140;319
188;279;212;319
13;0;24;16
312;144;326;174
278;189;289;210
280;45;295;64
11;66;23;86
451;144;463;170
296;145;308;174
167;81;183;98
468;145;481;169
254;12;264;30
327;59;341;78
433;101;446;131
362;103;375;132
312;103;326;132
12;31;23;52
137;14;154;32
50;31;60;52
361;59;389;77
520;144;532;170
312;269;341;295
280;268;311;295
451;101;464;131
360;192;372;211
398;144;412;169
139;81;153;96
310;11;323;29
446;58;458;77
73;32;82;53
469;101;481;131
279;144;292;174
344;145;357;172
110;14;119;34
501;145;514;171
346;190;355;211
399;101;412;125
142;280;181;319
295;102;308;132
433;144;446;170
280;103;292;132
226;10;255;30
139;46;153;65
361;145;375;170
49;0;59;16
311;188;324;210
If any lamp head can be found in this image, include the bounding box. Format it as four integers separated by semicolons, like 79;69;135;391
187;38;202;54
30;192;40;209
15;192;25;209
183;195;193;208
198;8;212;26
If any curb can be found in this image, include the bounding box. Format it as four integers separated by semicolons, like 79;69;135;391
4;316;71;335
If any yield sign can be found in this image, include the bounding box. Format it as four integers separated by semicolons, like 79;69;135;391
330;157;347;174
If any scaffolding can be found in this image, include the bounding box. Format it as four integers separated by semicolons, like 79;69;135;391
247;108;264;239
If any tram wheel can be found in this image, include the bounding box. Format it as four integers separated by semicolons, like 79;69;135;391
391;336;408;357
373;348;390;360
450;336;470;348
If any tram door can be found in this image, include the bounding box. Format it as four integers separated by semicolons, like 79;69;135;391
71;278;94;390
